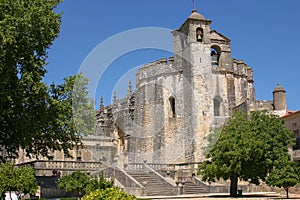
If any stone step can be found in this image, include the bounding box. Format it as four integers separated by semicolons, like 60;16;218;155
184;181;208;194
127;171;176;196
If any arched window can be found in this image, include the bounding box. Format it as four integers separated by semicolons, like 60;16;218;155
214;97;222;116
211;45;221;66
169;96;176;118
196;27;203;42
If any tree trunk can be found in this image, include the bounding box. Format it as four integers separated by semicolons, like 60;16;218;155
230;173;238;197
285;187;289;199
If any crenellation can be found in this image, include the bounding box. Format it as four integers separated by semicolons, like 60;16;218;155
250;100;274;112
168;56;174;66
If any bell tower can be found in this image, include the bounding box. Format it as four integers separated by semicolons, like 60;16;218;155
172;8;212;75
172;8;215;162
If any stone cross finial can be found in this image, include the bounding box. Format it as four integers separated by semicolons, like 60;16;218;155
128;80;132;96
192;0;199;13
100;96;104;110
113;90;117;105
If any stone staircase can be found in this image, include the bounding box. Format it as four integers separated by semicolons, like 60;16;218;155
184;181;208;194
127;171;176;196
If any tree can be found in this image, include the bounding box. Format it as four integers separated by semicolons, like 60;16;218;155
14;165;37;199
50;73;96;137
58;171;90;199
58;171;113;199
198;111;294;197
266;158;300;199
0;0;96;160
84;173;114;195
0;162;37;200
82;188;137;200
0;0;63;160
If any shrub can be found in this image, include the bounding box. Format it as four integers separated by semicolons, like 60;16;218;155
82;188;136;200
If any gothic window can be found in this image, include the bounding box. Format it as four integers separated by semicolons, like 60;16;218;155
242;81;248;99
169;96;176;118
196;27;203;42
211;45;221;66
214;97;222;116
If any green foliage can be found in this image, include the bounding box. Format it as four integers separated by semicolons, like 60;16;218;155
0;0;96;161
58;171;90;198
0;162;37;197
58;171;114;199
0;0;62;160
50;73;96;138
266;159;300;198
84;173;114;195
82;188;137;200
198;110;294;197
202;125;222;156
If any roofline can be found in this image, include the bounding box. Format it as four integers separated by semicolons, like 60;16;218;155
281;110;300;118
175;18;212;33
210;30;231;42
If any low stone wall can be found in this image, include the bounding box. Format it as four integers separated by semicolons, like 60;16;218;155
206;183;277;194
41;188;72;198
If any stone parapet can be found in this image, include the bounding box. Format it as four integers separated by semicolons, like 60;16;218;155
17;160;104;176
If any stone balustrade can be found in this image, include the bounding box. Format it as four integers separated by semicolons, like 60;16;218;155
127;162;201;171
127;163;145;170
18;160;103;176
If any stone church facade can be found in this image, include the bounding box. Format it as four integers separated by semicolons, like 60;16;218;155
92;9;287;168
17;9;287;175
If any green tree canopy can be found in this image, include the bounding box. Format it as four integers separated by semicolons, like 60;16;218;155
0;0;96;160
198;111;294;197
0;162;37;199
58;171;113;199
0;0;61;159
82;188;137;200
84;173;114;195
50;73;96;137
58;171;90;199
266;158;300;199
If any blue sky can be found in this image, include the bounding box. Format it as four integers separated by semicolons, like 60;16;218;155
45;0;300;111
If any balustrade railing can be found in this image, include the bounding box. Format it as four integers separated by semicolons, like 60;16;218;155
127;162;201;171
18;160;102;171
127;163;144;170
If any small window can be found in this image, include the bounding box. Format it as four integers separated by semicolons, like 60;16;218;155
214;99;221;116
214;96;223;116
196;27;203;42
48;156;54;161
169;97;176;118
211;45;221;66
76;157;82;161
211;50;218;66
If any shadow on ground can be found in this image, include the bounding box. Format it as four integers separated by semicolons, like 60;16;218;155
208;194;300;199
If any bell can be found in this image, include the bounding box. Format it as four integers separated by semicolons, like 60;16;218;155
197;35;202;40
